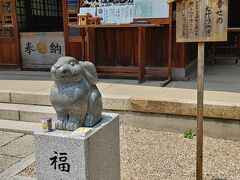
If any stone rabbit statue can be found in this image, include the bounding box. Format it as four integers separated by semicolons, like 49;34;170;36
50;56;102;131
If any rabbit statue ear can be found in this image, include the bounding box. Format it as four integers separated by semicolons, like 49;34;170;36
79;61;98;85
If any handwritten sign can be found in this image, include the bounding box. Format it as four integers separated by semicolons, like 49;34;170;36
176;0;228;42
97;5;134;24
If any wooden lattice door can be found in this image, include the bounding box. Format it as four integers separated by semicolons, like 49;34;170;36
0;0;20;68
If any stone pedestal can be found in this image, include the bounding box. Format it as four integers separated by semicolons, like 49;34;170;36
34;113;120;180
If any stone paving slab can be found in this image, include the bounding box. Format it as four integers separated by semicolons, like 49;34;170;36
0;155;20;173
0;131;24;147
0;80;52;92
10;176;36;180
101;83;171;98
0;135;34;158
0;153;35;180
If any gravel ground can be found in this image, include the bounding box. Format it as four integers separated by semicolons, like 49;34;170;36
18;162;36;178
19;125;240;180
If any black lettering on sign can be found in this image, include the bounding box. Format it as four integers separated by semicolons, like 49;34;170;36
216;0;224;24
205;5;212;37
50;151;70;172
25;42;35;55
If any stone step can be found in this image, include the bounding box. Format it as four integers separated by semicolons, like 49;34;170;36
0;90;10;103
0;103;55;123
11;91;51;106
0;90;131;110
0;87;240;121
0;90;51;106
0;104;240;141
0;119;41;134
0;91;240;122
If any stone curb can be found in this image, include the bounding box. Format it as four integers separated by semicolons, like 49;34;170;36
103;95;132;111
0;91;239;121
130;97;240;120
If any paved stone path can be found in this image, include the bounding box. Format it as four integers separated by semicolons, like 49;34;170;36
2;125;240;180
0;131;35;180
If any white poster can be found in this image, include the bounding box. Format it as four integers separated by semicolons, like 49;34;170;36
97;5;134;24
79;7;96;17
97;7;106;23
20;32;65;69
134;0;169;18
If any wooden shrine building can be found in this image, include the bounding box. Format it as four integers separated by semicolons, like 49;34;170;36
0;0;239;81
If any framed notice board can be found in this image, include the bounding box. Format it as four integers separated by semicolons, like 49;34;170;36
176;0;228;42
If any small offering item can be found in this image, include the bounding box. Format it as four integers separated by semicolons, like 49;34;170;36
78;13;101;25
88;17;101;25
72;127;93;137
78;13;92;25
42;117;53;132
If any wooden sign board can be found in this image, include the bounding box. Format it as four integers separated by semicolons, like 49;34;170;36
176;0;228;42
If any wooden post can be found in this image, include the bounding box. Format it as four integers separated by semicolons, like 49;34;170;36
196;42;205;180
173;0;228;179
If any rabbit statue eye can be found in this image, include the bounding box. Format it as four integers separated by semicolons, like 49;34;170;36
70;61;75;66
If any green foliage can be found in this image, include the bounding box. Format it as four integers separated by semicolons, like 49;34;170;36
184;129;196;139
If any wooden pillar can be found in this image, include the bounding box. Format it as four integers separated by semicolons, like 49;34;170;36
62;0;70;55
168;3;173;81
85;27;96;64
138;27;146;83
